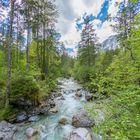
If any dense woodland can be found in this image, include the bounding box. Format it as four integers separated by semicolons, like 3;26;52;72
0;0;67;118
0;0;140;139
72;0;140;139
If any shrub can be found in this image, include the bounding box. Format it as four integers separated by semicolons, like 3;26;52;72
0;107;16;121
10;76;39;103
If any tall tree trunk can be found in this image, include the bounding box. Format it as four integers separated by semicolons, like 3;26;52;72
16;12;19;68
6;0;15;107
26;28;30;71
46;42;49;78
36;24;39;81
26;7;30;71
42;22;46;79
46;27;50;78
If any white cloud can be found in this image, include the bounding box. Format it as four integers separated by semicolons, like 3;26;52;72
58;21;81;47
108;0;124;17
55;0;122;51
72;0;104;17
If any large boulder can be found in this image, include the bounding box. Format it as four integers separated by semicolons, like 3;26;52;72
0;121;17;140
69;128;93;140
25;127;38;138
72;111;95;128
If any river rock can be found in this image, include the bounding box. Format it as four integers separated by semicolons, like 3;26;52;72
0;121;17;140
75;91;82;97
69;128;93;140
72;111;95;128
57;80;63;85
58;117;68;125
25;127;38;138
77;87;82;92
49;106;58;114
49;100;56;108
40;106;50;115
29;107;42;115
38;124;46;133
85;93;93;101
16;111;28;123
56;92;62;98
28;116;39;122
57;95;65;100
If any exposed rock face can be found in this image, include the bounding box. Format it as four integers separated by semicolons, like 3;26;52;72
69;128;93;140
0;121;17;140
25;127;38;138
72;111;95;128
100;35;118;51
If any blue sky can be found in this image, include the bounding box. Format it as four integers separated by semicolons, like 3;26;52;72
76;0;110;31
55;0;123;56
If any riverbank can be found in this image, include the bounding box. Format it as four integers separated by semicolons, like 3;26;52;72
0;78;96;140
85;88;140;140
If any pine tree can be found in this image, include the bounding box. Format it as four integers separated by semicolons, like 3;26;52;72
78;15;98;66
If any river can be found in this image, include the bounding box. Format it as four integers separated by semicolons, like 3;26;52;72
13;78;88;140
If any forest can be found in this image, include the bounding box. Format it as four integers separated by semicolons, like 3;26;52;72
0;0;140;140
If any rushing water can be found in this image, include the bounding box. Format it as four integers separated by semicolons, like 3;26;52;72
13;78;86;140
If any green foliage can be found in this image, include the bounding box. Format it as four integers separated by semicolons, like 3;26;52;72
61;53;74;77
88;88;140;140
82;46;140;139
78;45;96;66
38;78;57;97
73;4;140;139
10;76;39;102
0;107;16;121
0;48;6;81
